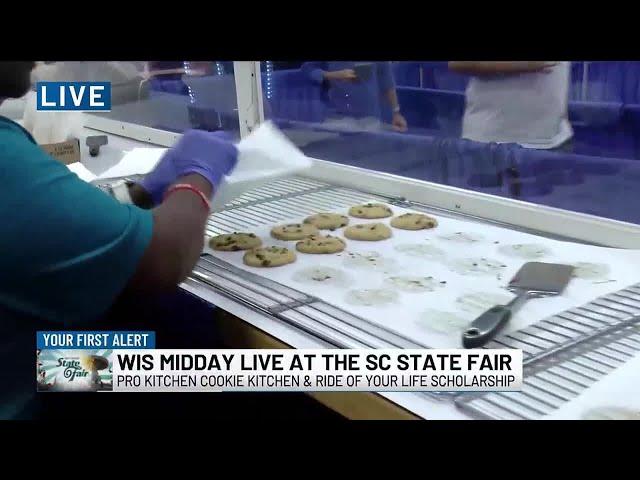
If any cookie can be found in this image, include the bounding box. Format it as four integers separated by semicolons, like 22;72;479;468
582;407;640;420
270;223;319;241
344;223;392;241
384;275;446;293
497;243;551;259
303;213;349;230
345;288;399;307
416;309;470;335
296;235;346;254
438;232;484;244
394;243;446;260
343;251;398;273
571;262;611;280
348;203;393;219
455;292;514;313
292;266;350;287
209;232;262;251
243;246;296;268
449;258;507;277
390;213;438;230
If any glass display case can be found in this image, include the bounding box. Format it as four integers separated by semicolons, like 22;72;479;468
257;60;640;226
51;60;640;226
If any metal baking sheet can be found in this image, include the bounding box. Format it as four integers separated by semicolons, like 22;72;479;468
542;349;640;419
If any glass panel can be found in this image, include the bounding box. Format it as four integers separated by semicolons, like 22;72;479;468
29;61;241;139
259;60;640;226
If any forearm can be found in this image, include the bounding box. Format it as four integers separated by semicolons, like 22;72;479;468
153;174;211;284
448;61;549;76
124;129;237;293
384;88;400;111
127;174;212;292
161;175;212;281
322;70;343;81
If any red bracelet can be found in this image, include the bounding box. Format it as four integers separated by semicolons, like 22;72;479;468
164;183;211;211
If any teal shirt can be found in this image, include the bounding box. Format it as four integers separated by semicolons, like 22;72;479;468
0;116;153;419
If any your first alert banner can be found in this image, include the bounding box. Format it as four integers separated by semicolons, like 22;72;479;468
36;332;522;393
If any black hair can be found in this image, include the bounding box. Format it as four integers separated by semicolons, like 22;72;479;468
0;61;36;98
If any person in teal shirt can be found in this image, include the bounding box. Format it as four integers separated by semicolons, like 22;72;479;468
0;62;238;419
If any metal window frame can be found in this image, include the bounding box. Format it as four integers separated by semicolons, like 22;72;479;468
233;61;264;138
302;160;640;249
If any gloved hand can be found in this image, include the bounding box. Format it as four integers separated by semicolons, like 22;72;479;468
139;129;238;205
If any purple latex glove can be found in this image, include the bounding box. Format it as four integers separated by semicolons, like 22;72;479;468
138;130;238;205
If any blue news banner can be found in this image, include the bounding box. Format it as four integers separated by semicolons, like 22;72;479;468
36;82;111;112
36;331;154;392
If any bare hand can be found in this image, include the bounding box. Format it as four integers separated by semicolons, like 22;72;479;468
528;61;559;73
327;69;358;81
391;112;408;132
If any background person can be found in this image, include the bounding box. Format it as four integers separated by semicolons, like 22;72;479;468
448;61;573;151
301;61;408;132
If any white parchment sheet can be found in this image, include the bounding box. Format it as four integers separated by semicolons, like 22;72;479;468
205;202;640;349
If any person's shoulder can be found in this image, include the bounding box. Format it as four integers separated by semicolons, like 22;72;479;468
0;115;32;135
0;117;69;179
0;117;42;158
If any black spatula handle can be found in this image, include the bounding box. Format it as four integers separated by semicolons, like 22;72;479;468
462;305;512;348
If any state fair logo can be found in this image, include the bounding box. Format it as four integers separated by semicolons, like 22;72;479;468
36;82;112;112
36;349;113;392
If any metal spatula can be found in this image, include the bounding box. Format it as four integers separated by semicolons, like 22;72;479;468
462;261;575;348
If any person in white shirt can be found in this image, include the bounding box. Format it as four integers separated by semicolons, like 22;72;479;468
449;61;573;150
